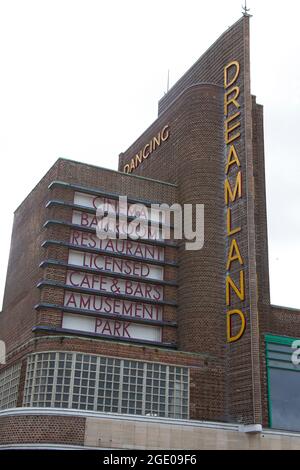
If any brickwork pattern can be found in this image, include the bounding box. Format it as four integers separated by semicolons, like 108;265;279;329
0;415;85;446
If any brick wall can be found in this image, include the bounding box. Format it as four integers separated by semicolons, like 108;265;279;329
0;415;85;446
0;163;60;353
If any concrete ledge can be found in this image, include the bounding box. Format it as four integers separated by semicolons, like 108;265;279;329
0;407;239;431
2;408;300;449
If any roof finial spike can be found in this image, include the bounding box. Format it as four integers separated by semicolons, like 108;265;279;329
164;70;170;95
242;0;251;16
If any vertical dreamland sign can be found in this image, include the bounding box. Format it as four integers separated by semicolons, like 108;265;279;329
223;15;262;424
61;191;166;343
224;60;246;343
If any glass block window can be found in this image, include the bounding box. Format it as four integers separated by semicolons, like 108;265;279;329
0;363;21;410
23;352;189;419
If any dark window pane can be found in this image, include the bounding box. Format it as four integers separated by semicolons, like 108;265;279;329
269;368;300;432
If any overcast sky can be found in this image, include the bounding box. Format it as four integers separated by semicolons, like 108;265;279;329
0;0;299;310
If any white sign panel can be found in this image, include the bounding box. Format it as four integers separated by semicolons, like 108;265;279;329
69;230;164;262
72;210;163;241
64;291;163;321
74;191;166;224
62;313;162;342
66;271;164;301
68;250;163;280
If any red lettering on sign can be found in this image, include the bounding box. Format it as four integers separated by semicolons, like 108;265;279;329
95;318;131;338
64;292;162;321
69;231;164;261
80;212;90;227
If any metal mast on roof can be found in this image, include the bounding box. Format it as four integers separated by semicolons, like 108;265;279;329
167;70;170;93
242;1;251;16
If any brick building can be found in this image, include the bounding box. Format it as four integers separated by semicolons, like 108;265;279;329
0;14;300;449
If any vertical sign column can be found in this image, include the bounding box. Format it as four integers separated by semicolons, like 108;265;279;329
224;61;246;343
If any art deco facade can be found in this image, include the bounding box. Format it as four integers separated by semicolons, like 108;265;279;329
1;15;300;449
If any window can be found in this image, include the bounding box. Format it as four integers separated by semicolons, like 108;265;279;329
0;363;21;410
23;352;189;419
266;335;300;431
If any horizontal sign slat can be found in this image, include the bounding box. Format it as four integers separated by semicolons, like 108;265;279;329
64;291;163;321
68;250;163;280
62;313;162;342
